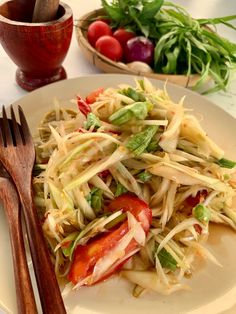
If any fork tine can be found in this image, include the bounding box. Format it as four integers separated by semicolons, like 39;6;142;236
10;106;23;145
18;105;33;145
1;106;13;146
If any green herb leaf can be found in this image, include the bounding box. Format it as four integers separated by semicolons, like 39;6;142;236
198;15;236;30
115;182;128;197
101;0;164;36
157;247;177;271
109;101;152;125
139;0;164;21
193;204;211;223
137;171;152;182
85;113;101;130
126;125;158;156
87;187;103;213
217;158;236;169
101;0;125;24
162;46;180;74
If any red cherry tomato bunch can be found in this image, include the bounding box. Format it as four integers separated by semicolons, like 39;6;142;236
87;20;135;62
87;20;155;66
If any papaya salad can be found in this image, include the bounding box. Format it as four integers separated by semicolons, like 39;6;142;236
33;78;236;296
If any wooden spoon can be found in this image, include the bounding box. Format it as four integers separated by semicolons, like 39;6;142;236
32;0;59;23
0;164;37;314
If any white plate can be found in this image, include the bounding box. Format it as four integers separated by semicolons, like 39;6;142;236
1;74;236;314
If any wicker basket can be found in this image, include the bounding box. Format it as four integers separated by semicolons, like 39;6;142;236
75;9;200;88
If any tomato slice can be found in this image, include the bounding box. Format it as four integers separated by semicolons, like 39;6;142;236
86;87;104;104
68;193;152;285
107;193;152;233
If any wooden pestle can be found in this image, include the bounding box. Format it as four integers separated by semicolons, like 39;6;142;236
32;0;59;22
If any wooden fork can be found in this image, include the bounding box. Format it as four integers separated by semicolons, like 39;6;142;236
0;106;66;314
0;165;37;314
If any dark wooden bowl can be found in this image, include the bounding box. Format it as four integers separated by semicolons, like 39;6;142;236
0;1;73;91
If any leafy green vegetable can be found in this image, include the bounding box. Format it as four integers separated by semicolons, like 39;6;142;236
156;247;177;271
193;204;211;223
126;125;158;156
101;0;125;24
137;171;152;182
85;113;101;130
198;15;236;31
217;158;236;169
87;188;103;213
153;4;236;93
101;0;236;93
101;0;164;37
109;101;152;125
115;182;128;197
120;87;146;102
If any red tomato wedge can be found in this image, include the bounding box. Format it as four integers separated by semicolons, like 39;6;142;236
68;193;152;286
107;193;152;233
85;87;104;104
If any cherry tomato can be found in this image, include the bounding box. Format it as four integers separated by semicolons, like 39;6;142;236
77;95;91;116
113;28;136;48
95;35;123;62
87;21;112;47
86;87;104;104
68;193;152;285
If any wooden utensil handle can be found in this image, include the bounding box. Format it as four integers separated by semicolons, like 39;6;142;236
32;0;59;22
20;189;66;314
1;183;37;314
